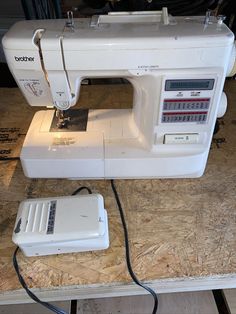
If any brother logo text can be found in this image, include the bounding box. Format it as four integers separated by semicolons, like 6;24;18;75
14;56;34;62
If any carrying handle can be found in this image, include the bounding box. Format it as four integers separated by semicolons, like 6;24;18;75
90;7;169;27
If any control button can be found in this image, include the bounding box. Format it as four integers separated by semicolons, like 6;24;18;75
164;133;199;144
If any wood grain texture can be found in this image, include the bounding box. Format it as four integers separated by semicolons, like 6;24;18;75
77;291;219;314
0;82;235;302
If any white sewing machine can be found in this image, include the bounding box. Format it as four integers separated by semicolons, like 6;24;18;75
2;9;236;179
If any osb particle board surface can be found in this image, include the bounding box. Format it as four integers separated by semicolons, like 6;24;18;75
0;82;235;294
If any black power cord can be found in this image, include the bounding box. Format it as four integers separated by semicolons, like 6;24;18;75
13;182;158;314
111;179;158;314
13;247;69;314
12;186;93;314
71;186;92;195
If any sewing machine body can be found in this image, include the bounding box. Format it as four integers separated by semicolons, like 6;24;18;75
2;13;235;178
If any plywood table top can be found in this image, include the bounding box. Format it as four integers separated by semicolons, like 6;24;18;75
0;82;235;304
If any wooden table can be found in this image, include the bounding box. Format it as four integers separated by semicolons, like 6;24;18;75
0;81;235;305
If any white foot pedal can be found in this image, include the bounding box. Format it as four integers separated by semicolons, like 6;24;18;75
12;194;109;256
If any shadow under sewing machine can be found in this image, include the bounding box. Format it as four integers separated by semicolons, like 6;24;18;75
2;9;236;179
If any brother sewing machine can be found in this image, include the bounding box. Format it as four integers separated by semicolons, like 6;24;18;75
2;9;236;179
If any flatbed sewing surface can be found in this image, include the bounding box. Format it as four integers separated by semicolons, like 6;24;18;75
0;81;235;304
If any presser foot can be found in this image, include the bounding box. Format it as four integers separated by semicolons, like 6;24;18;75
56;110;71;129
50;109;89;132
